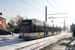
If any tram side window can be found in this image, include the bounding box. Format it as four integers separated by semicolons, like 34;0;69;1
32;24;36;32
35;19;44;32
35;19;44;26
36;25;44;32
36;25;40;32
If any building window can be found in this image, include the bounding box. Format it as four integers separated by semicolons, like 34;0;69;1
0;26;2;29
4;21;5;24
0;21;2;24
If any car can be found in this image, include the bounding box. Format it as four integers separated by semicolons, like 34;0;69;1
0;29;11;35
14;29;20;33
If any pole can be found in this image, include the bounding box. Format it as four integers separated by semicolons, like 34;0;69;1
12;15;13;36
45;6;47;22
44;6;47;37
53;24;54;35
64;19;66;32
44;22;45;37
56;25;58;34
67;25;68;31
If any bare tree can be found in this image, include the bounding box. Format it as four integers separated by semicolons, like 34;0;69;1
8;17;14;29
15;15;23;28
8;15;23;29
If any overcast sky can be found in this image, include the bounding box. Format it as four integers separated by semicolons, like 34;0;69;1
0;0;75;28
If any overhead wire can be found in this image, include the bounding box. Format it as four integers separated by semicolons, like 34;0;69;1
47;13;67;15
47;0;59;12
21;0;44;13
32;0;51;13
53;0;62;11
32;0;44;8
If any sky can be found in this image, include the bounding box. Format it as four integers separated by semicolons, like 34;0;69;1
0;0;75;28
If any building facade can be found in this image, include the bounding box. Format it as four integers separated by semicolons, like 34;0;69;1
0;16;6;29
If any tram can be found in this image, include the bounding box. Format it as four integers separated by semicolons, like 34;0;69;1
19;19;62;40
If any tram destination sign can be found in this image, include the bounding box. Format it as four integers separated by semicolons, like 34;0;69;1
21;22;29;24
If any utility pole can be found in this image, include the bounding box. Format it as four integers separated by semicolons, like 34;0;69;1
48;17;67;33
45;6;47;22
44;6;47;37
67;25;68;31
45;6;68;35
56;25;58;34
64;19;66;32
12;15;13;36
52;21;54;35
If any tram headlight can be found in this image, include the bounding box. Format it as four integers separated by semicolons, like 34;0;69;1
27;34;29;36
19;33;21;35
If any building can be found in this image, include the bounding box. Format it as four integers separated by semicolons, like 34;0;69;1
0;16;6;29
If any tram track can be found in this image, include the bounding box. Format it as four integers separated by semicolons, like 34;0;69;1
0;33;69;50
0;39;25;47
16;38;55;50
0;35;57;49
16;34;67;50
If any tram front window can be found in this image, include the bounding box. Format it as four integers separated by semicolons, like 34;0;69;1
20;22;31;33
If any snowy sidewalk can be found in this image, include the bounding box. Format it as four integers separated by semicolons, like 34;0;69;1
0;32;71;50
46;33;75;50
0;34;19;41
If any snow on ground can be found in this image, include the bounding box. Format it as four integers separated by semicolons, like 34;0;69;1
20;32;71;50
0;33;19;41
0;32;71;50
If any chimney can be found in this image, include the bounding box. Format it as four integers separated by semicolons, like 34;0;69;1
0;12;2;16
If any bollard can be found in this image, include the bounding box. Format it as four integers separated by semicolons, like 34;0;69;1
11;32;13;36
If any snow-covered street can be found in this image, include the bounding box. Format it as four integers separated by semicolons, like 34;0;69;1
0;32;71;50
0;34;19;41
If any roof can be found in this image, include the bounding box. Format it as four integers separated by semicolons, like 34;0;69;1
0;16;6;20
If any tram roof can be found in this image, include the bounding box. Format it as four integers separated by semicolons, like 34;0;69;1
22;19;44;22
22;19;35;20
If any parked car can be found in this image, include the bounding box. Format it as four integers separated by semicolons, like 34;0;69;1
14;29;20;33
0;29;11;35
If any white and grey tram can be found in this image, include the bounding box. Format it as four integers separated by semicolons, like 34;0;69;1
19;19;62;40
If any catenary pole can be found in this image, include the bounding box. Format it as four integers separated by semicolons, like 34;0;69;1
64;19;66;32
45;6;47;22
44;6;47;37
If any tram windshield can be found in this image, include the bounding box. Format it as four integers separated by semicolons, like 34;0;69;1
20;22;31;33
